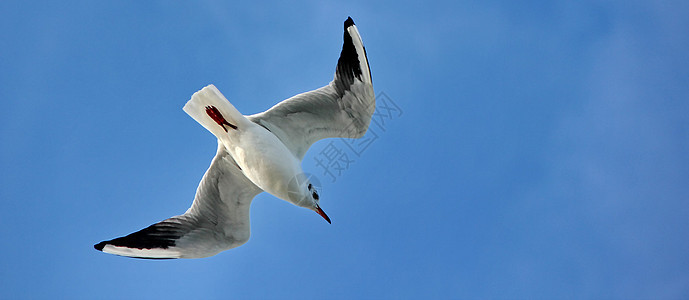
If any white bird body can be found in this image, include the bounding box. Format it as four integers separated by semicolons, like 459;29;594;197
230;125;303;203
183;86;306;205
95;17;373;259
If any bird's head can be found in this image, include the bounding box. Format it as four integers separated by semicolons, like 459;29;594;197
306;182;330;224
288;174;331;224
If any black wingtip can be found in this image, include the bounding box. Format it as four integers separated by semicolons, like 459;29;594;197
94;241;107;251
344;16;355;29
333;16;368;93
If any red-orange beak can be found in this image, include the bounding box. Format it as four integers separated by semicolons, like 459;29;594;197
315;205;331;224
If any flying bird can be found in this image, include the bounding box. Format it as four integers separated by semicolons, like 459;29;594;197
94;17;374;259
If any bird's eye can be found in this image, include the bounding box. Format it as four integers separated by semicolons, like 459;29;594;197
308;184;312;190
312;192;319;200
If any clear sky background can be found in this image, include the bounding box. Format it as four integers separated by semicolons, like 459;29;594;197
1;0;688;299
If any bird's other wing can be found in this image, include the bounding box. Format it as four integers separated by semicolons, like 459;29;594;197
248;17;375;160
94;143;262;259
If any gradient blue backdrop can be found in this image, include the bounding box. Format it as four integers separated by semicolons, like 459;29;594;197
1;1;688;299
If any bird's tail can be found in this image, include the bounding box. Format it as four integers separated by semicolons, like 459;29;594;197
183;84;246;141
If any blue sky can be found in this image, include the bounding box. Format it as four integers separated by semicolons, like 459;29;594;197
1;0;688;299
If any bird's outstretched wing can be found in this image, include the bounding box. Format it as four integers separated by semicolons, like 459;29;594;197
94;143;262;259
249;17;375;160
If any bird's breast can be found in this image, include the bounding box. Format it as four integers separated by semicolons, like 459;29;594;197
226;126;302;201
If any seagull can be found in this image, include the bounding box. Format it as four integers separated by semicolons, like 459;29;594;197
94;17;374;259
